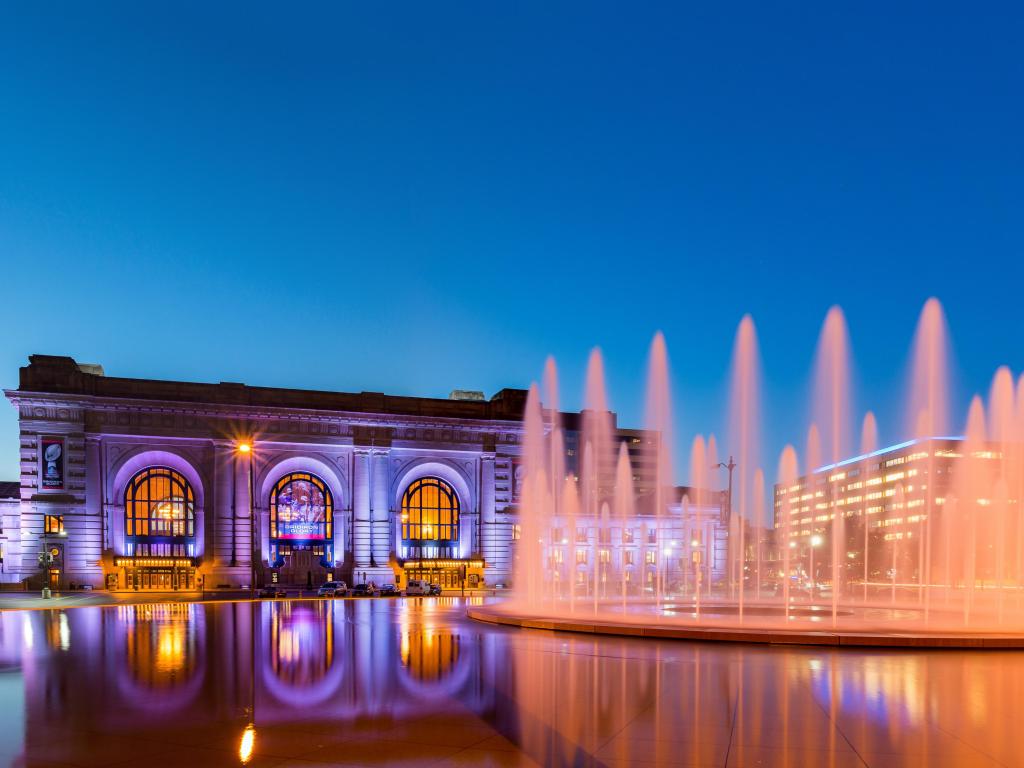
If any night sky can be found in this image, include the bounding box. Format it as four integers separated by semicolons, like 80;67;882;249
1;3;1022;482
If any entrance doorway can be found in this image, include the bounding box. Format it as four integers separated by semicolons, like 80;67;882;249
48;568;60;589
406;569;462;590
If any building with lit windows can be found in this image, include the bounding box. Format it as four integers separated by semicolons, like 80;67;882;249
2;355;727;592
771;436;1000;581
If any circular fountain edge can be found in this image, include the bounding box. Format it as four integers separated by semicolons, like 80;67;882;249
466;605;1024;649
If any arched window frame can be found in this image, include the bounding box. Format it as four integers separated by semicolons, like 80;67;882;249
269;472;333;542
401;477;460;542
124;467;196;539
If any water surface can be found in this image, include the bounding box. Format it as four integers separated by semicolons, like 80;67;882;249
0;598;1020;767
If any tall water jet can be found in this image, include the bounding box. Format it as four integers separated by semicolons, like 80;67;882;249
727;315;762;616
987;367;1015;622
777;446;799;618
543;356;565;522
614;443;636;612
582;348;614;607
752;468;765;598
859;412;878;601
1016;374;1024;607
958;396;988;625
562;475;580;613
811;306;853;625
645;332;675;605
906;298;952;440
905;298;952;614
515;384;548;608
689;435;708;613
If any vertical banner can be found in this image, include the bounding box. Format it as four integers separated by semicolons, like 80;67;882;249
41;437;65;490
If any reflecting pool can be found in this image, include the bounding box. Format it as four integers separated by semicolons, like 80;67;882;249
0;598;1021;767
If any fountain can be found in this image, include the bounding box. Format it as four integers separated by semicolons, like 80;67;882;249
475;299;1024;647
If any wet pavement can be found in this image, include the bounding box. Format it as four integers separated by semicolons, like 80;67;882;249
0;597;1021;767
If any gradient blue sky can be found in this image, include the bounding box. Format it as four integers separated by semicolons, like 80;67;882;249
1;2;1022;483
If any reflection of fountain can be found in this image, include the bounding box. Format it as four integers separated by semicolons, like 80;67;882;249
491;298;1024;644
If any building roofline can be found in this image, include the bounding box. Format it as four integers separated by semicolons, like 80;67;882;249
13;355;535;424
812;435;966;474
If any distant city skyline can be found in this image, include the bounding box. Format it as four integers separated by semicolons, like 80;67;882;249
2;3;1022;483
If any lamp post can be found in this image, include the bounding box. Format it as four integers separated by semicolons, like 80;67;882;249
238;442;255;598
716;456;737;595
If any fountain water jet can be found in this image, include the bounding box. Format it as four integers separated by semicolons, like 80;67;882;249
484;297;1024;646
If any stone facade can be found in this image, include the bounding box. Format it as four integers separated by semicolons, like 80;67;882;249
3;356;529;590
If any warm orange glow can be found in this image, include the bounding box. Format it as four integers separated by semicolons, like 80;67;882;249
237;442;252;454
239;723;255;763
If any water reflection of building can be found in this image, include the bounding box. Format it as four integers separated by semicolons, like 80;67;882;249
121;604;199;691
4;355;725;592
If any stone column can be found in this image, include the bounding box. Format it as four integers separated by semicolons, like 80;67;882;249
371;449;390;567
84;437;103;551
353;449;371;569
480;452;499;572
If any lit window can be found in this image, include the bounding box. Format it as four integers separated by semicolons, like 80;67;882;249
44;515;65;534
124;467;194;539
401;477;459;542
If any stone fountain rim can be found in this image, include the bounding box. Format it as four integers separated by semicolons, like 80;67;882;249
467;605;1024;649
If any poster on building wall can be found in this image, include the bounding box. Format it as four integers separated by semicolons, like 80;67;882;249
276;477;327;540
40;437;65;490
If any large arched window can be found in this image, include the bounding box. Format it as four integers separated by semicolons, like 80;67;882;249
401;477;459;542
269;473;334;568
124;466;195;557
125;467;195;539
270;473;333;541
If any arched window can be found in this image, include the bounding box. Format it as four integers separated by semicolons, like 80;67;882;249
401;477;459;542
125;467;195;539
270;473;333;542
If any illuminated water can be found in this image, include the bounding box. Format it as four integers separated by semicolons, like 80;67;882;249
511;299;1024;635
0;599;1021;767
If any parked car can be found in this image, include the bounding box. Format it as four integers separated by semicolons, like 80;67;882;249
259;585;287;598
405;579;432;596
317;581;347;597
428;583;442;596
352;583;378;597
379;584;399;597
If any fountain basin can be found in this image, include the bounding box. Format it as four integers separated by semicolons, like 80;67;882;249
468;603;1024;648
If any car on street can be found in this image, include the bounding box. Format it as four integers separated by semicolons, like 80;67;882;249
352;583;378;597
317;581;347;597
428;583;442;596
259;585;288;598
405;579;432;596
379;584;399;597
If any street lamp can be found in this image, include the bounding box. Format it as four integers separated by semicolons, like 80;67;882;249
715;456;738;595
237;442;255;597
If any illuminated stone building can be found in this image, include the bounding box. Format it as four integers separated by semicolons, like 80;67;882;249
2;355;724;592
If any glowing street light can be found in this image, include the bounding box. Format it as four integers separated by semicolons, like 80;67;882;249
236;440;255;597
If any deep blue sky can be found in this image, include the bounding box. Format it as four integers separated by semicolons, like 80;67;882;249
1;3;1022;483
